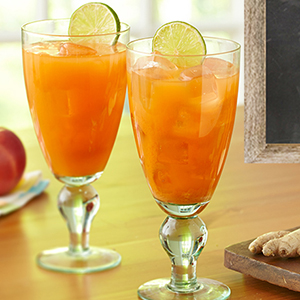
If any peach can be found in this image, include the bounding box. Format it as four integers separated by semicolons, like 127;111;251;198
0;128;26;195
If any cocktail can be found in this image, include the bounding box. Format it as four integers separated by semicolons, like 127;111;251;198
22;3;129;273
127;22;240;299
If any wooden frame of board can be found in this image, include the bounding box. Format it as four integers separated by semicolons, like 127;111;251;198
244;0;300;163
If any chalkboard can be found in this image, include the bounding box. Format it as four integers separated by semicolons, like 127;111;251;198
266;0;300;143
244;0;300;163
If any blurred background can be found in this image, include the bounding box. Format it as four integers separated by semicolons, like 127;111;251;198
0;0;244;130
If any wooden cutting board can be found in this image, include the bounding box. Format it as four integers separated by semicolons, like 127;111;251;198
224;238;300;292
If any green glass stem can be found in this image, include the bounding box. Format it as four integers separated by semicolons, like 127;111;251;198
57;185;100;255
159;216;208;293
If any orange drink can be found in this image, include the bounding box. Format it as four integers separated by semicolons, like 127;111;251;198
127;29;240;300
128;40;239;206
22;13;130;274
23;41;126;178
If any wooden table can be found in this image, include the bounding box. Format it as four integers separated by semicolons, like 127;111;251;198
1;106;300;299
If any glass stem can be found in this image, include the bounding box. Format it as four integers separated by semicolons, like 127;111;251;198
159;216;208;293
57;185;100;255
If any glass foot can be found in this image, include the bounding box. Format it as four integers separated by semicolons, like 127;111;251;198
138;278;230;300
37;246;121;273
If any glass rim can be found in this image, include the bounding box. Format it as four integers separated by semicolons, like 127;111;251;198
126;36;241;58
21;18;130;38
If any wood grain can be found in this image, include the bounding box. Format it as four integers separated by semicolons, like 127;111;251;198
225;236;300;292
1;107;300;299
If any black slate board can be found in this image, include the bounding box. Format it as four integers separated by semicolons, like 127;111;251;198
266;0;300;143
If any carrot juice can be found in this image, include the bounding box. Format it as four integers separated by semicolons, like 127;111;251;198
23;41;127;178
128;55;239;205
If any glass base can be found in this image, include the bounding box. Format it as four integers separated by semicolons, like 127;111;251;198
37;246;121;274
155;199;209;218
138;278;230;300
55;172;103;186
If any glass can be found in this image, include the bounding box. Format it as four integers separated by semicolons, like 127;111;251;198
22;19;130;273
127;37;240;299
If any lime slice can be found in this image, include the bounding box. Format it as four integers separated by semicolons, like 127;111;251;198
68;2;121;45
153;21;206;67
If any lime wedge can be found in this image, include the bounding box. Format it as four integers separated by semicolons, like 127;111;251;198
153;21;206;67
68;2;121;45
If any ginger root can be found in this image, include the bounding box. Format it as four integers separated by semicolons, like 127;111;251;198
248;231;290;254
248;229;300;258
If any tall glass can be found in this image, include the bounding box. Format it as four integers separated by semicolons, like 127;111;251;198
22;19;130;273
127;37;240;299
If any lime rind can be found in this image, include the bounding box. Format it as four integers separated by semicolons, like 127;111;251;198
153;21;207;67
68;2;121;45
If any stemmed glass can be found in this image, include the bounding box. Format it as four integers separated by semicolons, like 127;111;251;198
127;37;240;299
22;19;129;273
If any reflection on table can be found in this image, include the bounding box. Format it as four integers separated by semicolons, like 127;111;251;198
1;107;300;300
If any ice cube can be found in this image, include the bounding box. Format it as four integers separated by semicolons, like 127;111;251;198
198;90;224;138
59;42;97;56
130;71;153;110
179;64;211;81
173;108;200;138
129;56;177;110
152;169;172;192
199;102;221;137
203;57;236;78
133;55;178;80
157;140;189;165
180;64;218;101
132;120;146;161
93;43;117;55
29;41;62;55
179;64;223;137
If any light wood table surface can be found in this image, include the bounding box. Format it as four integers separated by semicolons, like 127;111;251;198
1;106;300;300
